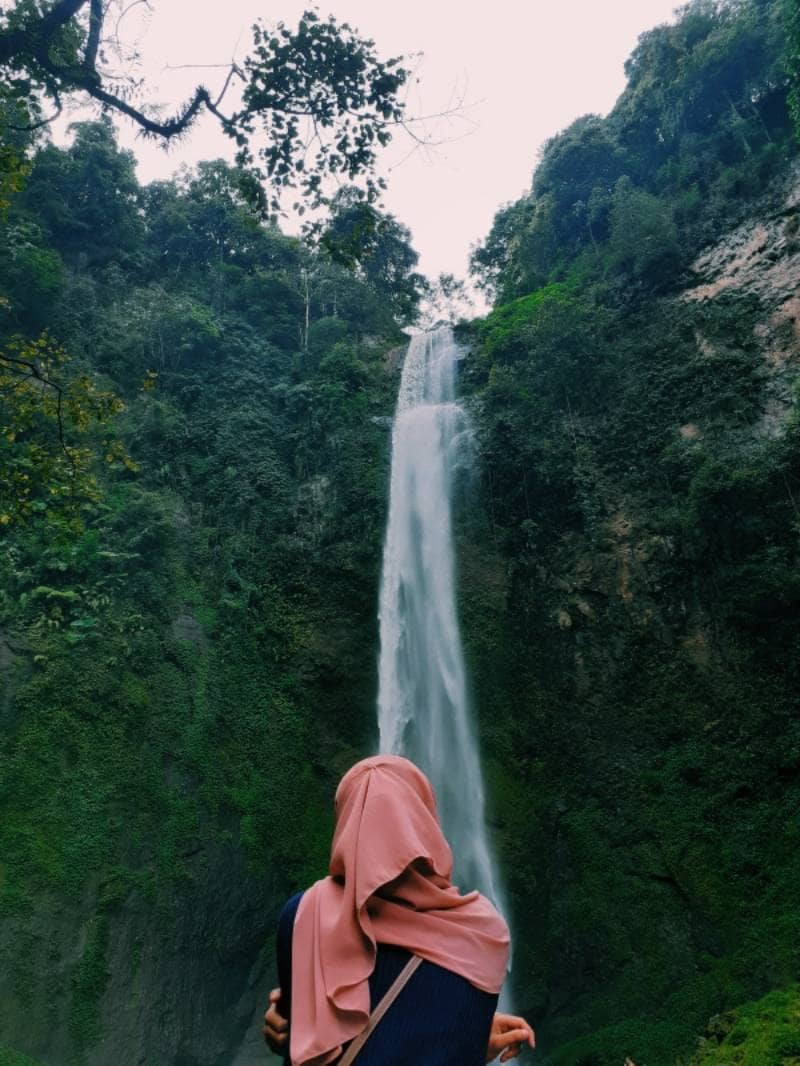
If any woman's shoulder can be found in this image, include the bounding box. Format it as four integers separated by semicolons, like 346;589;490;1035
371;945;497;1008
276;891;304;963
278;890;304;929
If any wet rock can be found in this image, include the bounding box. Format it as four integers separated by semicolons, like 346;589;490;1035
0;633;17;670
0;834;278;1066
171;610;208;648
680;161;800;438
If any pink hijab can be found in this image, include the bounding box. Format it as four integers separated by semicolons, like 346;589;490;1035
289;755;510;1066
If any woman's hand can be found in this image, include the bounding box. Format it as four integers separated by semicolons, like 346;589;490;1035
263;989;535;1062
486;1012;536;1062
263;988;289;1054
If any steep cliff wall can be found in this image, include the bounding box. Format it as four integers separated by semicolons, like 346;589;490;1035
458;158;800;1065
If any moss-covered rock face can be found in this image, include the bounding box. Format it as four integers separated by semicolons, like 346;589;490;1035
689;986;800;1065
0;1047;45;1066
456;156;800;1066
0;330;397;1063
0;373;395;1066
0;128;401;1064
453;3;800;1053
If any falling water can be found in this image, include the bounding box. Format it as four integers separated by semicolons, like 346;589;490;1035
376;326;508;921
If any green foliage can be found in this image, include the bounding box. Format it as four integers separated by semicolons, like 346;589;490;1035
0;330;135;532
319;186;426;324
689;985;800;1064
0;3;409;212
787;0;800;139
0;92;30;220
463;29;800;1046
477;283;576;358
469;198;534;303
0;114;136;534
0;119;421;539
68;915;110;1050
471;0;795;302
473;283;612;419
0;116;405;1062
546;1020;696;1066
237;10;407;208
532;114;626;269
17;118;143;268
0;224;64;325
0;1047;44;1066
607;177;681;284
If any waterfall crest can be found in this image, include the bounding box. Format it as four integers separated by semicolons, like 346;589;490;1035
376;326;507;917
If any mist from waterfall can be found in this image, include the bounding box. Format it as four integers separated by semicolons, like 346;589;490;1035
376;326;508;923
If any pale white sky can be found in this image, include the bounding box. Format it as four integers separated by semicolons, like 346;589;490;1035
56;1;681;281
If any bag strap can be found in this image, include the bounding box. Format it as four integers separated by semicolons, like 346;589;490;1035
338;954;423;1066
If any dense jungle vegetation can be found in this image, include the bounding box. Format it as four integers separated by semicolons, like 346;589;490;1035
463;0;800;1062
1;0;800;1064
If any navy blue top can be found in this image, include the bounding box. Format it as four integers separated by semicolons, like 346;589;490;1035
276;892;498;1066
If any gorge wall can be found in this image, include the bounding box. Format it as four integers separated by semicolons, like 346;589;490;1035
457;159;800;1065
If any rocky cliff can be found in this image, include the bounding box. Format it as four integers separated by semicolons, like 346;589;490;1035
456;155;800;1065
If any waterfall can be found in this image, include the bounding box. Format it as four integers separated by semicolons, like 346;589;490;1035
376;326;508;920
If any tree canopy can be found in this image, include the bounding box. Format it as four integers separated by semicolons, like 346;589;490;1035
320;187;427;324
471;0;796;302
0;2;424;530
0;1;409;211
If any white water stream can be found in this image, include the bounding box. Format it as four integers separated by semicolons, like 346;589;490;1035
376;326;508;922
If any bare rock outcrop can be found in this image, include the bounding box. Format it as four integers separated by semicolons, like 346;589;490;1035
682;160;800;437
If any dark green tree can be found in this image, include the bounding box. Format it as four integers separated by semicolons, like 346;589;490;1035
142;160;299;282
16;116;142;267
320;187;425;325
469;198;535;303
535;115;626;236
0;86;32;218
608;176;682;285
